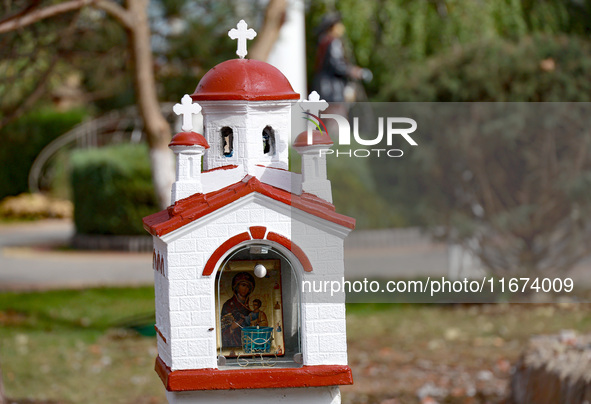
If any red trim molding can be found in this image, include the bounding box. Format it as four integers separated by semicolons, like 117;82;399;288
155;356;353;391
201;231;313;276
143;176;355;238
267;232;313;272
202;232;251;276
154;325;167;343
249;226;267;239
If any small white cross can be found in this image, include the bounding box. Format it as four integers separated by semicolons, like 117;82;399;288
301;91;329;144
173;94;201;132
228;20;257;59
301;91;329;117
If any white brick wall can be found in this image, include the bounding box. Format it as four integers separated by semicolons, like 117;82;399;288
199;101;295;173
154;238;172;367
154;194;352;370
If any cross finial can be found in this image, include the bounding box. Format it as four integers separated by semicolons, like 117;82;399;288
228;20;257;59
301;91;329;144
173;94;201;132
301;91;329;117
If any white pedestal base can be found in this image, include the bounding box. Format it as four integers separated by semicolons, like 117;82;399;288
165;386;341;404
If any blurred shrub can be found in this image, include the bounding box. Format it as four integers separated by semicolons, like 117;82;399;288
381;34;591;102
0;107;87;200
70;144;158;235
0;193;73;220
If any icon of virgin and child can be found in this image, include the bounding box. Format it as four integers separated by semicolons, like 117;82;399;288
221;271;269;348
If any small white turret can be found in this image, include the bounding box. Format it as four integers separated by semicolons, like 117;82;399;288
293;129;333;202
169;131;210;203
170;95;209;203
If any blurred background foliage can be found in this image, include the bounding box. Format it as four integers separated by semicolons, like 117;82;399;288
70;144;158;235
1;0;591;235
306;0;591;102
0;107;87;200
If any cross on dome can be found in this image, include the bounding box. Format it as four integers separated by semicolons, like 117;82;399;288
173;94;201;132
301;91;329;144
301;91;329;117
228;20;257;59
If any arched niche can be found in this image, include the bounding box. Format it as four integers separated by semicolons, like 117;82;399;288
213;241;303;369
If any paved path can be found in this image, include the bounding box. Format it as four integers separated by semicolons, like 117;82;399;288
0;220;152;290
1;220;589;291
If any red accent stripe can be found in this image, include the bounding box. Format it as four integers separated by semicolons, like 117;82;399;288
266;232;313;272
155;356;353;391
202;165;238;173
202;232;251;276
249;226;267;239
155;326;167;343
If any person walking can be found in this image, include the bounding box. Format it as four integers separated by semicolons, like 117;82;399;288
313;12;371;103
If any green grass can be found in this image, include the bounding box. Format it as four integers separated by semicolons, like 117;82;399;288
0;287;589;404
0;287;161;404
0;287;155;335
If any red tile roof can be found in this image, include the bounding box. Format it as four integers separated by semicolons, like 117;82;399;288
191;59;300;101
169;131;209;148
143;176;355;237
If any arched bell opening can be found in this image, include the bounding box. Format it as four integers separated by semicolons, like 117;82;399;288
214;241;303;369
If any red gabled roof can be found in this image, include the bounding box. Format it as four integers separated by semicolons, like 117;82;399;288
143;176;355;237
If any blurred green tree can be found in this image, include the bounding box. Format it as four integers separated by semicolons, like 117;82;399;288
70;143;158;235
367;35;591;276
0;0;175;208
306;0;591;101
0;0;278;208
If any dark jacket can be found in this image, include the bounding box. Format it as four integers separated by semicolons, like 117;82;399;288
313;35;352;102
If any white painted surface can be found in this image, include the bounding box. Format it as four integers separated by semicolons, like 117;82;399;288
154;194;351;370
166;386;341;404
201;165;246;194
170;145;206;203
252;165;302;195
301;91;329;120
228;19;257;59
295;145;333;203
173;94;201;131
200;100;296;173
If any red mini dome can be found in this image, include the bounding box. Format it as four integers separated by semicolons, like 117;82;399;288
169;131;210;148
191;59;300;101
293;130;334;147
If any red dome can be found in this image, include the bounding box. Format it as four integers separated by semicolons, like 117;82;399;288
169;131;210;148
293;130;333;147
191;59;300;101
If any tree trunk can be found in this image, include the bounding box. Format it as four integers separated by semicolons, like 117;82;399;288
0;0;174;209
249;0;287;61
126;0;174;209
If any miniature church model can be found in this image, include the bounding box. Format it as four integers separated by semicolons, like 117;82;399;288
143;20;355;404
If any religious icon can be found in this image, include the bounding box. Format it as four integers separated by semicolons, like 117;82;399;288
216;260;284;357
